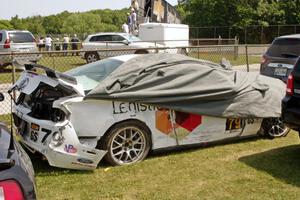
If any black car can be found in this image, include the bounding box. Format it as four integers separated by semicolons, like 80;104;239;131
0;93;37;200
282;57;300;132
260;34;300;82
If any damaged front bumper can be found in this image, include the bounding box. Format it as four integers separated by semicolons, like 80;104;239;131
14;109;106;170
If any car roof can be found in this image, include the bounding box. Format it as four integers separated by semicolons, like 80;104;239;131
88;32;130;37
276;34;300;39
0;30;31;33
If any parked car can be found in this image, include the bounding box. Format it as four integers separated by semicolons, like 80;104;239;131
282;57;300;132
10;54;289;170
81;32;163;63
0;30;41;69
260;34;300;82
0;93;37;200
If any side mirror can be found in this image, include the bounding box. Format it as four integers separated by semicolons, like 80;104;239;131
0;93;4;102
122;40;129;45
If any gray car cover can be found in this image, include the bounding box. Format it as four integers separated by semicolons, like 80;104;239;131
85;53;285;118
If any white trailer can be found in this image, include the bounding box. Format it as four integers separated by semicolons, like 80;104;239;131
138;23;189;50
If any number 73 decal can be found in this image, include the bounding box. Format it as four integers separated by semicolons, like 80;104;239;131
226;118;245;131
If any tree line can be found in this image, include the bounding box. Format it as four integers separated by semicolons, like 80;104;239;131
177;0;300;27
0;9;129;37
1;0;300;41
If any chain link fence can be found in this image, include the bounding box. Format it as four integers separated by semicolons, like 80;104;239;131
190;25;300;44
0;44;268;126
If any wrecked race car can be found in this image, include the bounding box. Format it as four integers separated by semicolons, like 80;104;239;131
10;53;289;170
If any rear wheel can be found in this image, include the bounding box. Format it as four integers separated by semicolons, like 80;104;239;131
261;117;290;139
85;52;99;63
179;48;187;55
134;50;149;54
100;121;151;166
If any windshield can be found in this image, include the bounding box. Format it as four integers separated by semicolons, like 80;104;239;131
65;59;123;92
267;38;300;57
125;34;141;42
9;32;35;43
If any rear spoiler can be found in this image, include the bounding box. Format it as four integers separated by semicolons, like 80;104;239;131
24;62;77;85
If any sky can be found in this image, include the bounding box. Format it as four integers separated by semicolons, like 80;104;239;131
0;0;178;20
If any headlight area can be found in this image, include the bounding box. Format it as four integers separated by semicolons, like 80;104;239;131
45;124;107;170
49;131;65;147
16;83;75;123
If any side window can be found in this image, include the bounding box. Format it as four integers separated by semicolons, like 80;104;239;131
99;35;112;42
89;36;97;42
0;33;2;42
111;35;126;42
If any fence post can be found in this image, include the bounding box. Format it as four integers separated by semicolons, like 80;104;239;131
11;59;16;128
261;26;264;44
197;40;200;59
244;26;247;44
245;44;249;72
214;27;217;38
52;53;56;70
234;36;238;60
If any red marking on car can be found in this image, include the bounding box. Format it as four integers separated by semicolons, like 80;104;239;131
175;111;202;132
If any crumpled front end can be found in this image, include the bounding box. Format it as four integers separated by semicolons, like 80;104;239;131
11;70;107;170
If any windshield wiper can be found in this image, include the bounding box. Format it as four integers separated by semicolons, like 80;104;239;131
281;53;299;58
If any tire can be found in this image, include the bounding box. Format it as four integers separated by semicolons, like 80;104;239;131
85;52;99;63
100;121;151;166
179;48;187;55
134;50;149;54
261;117;290;139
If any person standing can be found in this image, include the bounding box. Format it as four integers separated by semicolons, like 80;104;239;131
131;9;137;34
71;34;80;56
38;36;44;51
63;34;70;55
63;35;70;51
45;35;52;51
122;22;129;33
127;12;132;34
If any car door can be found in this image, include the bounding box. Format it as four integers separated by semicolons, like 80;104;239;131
88;35;112;58
170;111;245;146
109;35;132;56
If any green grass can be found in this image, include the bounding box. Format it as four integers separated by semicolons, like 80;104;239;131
189;52;261;66
0;55;86;84
34;132;300;200
0;114;11;125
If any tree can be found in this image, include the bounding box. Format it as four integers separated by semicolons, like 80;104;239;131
0;20;13;30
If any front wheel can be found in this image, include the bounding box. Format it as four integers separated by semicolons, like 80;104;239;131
100;121;151;166
261;117;290;139
85;52;99;63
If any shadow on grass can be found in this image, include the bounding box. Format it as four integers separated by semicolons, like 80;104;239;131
149;136;260;159
31;136;261;175
239;144;300;187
